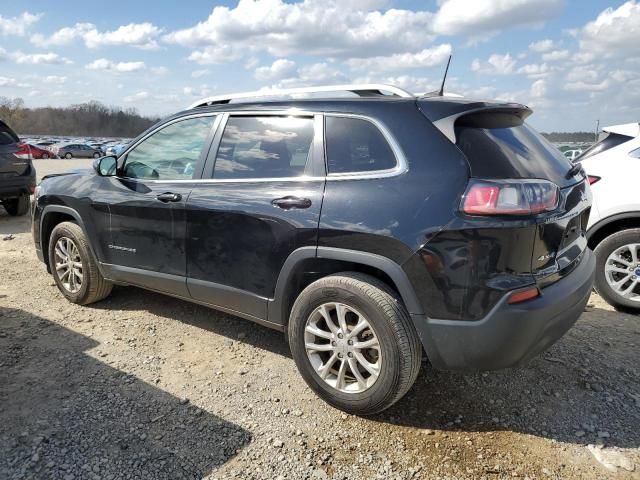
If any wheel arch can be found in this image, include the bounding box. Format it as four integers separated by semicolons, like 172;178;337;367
40;205;103;275
268;246;424;328
587;212;640;250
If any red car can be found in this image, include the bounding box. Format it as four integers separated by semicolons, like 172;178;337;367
27;144;53;159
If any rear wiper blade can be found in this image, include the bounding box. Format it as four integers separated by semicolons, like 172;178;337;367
566;162;583;179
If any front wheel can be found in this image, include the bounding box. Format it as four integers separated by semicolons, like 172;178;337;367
288;272;422;415
93;152;101;159
65;153;72;159
594;228;640;311
41;153;49;159
3;194;30;216
48;221;113;305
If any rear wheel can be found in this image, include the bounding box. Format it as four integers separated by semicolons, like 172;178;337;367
594;228;640;311
288;272;422;415
41;153;49;159
3;194;30;216
93;152;100;159
48;221;112;304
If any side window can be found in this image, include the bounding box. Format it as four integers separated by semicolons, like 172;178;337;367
123;116;216;180
213;116;314;179
325;116;397;174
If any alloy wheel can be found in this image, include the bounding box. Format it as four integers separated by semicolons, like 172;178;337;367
604;243;640;302
304;302;382;394
54;236;83;293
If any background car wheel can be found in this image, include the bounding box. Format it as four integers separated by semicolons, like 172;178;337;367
48;221;113;305
3;194;30;216
288;272;422;415
65;153;72;159
41;153;49;159
594;228;640;311
93;152;100;158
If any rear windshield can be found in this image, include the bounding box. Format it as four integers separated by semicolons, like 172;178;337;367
576;132;632;161
0;121;19;145
456;120;575;187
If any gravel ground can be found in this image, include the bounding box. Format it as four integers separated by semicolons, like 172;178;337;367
0;160;638;479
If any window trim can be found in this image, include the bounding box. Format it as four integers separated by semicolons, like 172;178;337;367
323;113;408;181
202;111;326;183
118;112;221;182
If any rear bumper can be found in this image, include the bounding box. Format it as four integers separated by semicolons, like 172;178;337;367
415;248;595;371
0;169;36;199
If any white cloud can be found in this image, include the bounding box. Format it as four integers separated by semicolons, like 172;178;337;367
471;53;516;75
517;62;550;78
32;22;162;50
541;49;569;61
564;80;610;92
255;59;298;81
346;44;452;72
0;76;30;88
150;66;168;75
575;1;640;57
0;12;41;36
191;69;210;78
433;0;562;36
183;85;214;97
528;39;556;52
42;75;67;85
530;78;547;98
123;91;150;102
271;62;350;88
164;0;434;60
86;58;146;73
15;52;72;65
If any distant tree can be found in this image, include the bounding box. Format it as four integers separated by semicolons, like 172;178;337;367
541;132;596;143
0;97;160;137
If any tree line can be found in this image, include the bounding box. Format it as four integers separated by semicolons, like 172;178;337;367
0;97;159;137
541;131;597;143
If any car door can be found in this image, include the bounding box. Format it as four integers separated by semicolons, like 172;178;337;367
95;114;219;296
185;113;325;323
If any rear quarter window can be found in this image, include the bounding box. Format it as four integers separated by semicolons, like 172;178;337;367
325;116;396;174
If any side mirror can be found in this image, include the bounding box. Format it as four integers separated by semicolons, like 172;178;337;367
93;155;117;177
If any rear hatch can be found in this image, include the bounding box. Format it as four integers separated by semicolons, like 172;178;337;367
0;120;31;176
419;99;591;286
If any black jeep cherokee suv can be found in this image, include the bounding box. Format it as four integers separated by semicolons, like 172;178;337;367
1;119;35;216
32;85;595;414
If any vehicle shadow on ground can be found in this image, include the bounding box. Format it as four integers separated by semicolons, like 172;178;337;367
376;306;640;449
0;210;30;235
90;287;640;450
92;285;292;358
0;306;251;480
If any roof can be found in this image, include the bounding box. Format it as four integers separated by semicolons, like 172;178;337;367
602;123;640;138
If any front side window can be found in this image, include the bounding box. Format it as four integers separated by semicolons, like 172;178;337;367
213;116;314;179
123;116;216;180
325;116;397;174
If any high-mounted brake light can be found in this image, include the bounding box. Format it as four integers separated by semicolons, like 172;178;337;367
587;175;601;185
462;179;559;216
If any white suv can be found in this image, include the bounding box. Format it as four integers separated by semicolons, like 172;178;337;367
579;123;640;310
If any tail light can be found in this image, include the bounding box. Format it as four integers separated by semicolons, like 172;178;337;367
587;175;601;185
462;179;559;216
15;143;33;161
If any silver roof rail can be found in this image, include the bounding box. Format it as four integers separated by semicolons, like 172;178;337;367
188;84;414;109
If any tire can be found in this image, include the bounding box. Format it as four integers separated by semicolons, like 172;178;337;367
594;228;640;311
3;194;30;216
42;153;49;159
48;221;113;305
93;152;100;159
288;272;422;415
65;153;72;159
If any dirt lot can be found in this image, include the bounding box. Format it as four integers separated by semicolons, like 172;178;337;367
1;160;639;479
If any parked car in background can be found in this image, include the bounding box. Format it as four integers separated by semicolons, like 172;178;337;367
27;144;54;159
0;120;35;216
577;123;640;311
32;84;594;415
105;143;128;156
564;149;583;161
56;144;103;159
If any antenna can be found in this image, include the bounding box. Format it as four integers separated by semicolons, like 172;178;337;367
438;55;452;96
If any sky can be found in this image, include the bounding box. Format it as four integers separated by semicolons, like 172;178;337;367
0;0;639;132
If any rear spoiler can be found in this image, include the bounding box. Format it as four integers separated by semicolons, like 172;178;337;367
417;98;532;143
